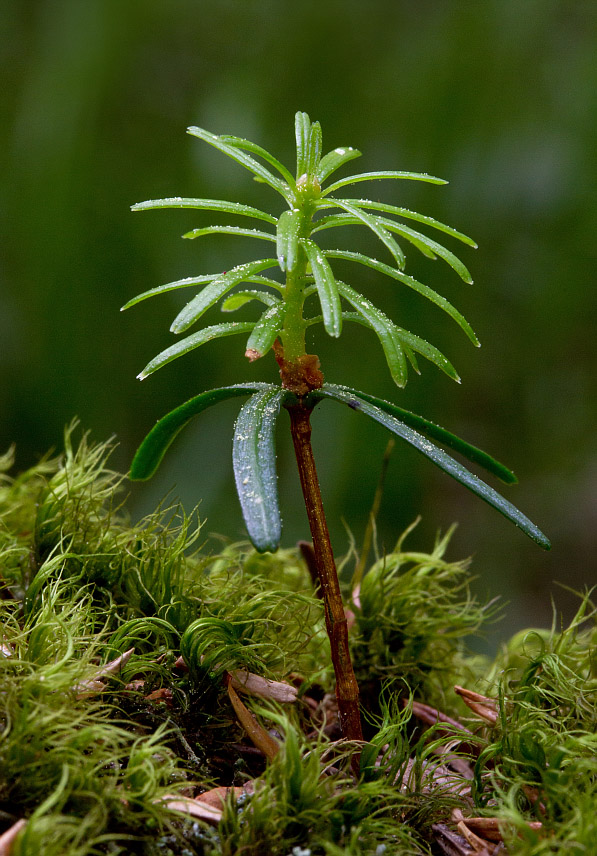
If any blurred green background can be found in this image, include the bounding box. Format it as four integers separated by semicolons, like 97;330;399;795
2;0;595;642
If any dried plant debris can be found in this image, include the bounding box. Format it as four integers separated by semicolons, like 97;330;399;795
0;820;27;856
226;680;280;761
454;686;498;725
73;647;135;697
228;669;298;703
0;427;594;854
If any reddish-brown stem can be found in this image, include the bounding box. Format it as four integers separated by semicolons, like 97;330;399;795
286;400;363;752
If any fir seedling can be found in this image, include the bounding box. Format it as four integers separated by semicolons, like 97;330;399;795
123;112;550;746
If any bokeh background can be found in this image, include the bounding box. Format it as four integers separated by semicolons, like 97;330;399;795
2;0;595;644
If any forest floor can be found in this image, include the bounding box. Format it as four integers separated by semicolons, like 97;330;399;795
0;426;595;855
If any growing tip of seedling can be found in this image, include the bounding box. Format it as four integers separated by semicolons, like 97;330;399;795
245;348;262;362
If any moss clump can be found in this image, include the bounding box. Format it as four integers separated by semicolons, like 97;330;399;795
0;426;594;854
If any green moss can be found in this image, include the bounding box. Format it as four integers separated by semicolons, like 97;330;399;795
351;521;494;710
0;427;594;854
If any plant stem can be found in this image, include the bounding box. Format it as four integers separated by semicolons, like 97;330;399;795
286;400;363;749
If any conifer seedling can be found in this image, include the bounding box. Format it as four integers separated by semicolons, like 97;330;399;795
123;111;550;746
